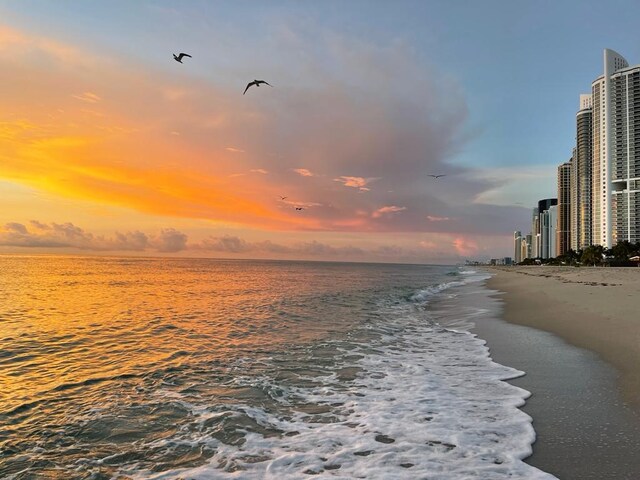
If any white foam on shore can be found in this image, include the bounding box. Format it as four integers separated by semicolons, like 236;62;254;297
122;269;556;479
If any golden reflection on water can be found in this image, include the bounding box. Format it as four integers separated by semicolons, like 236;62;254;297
0;255;350;415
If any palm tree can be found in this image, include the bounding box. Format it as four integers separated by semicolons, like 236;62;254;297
581;245;605;266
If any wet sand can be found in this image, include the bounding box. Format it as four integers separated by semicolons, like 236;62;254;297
479;266;640;479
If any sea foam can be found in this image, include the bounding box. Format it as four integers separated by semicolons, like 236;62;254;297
123;270;556;479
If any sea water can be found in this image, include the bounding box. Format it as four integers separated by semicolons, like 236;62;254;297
0;257;556;479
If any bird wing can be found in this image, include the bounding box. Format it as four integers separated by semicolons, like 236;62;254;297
243;82;254;95
258;80;272;87
178;53;192;60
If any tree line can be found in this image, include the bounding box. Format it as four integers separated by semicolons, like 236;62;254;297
519;240;640;266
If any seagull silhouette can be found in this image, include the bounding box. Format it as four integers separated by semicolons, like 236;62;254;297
295;207;304;211
280;196;288;200
173;53;192;63
244;79;272;95
428;174;446;178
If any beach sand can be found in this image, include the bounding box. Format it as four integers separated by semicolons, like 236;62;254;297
481;266;640;479
486;266;640;411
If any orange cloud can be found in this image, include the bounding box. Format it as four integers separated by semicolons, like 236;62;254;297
72;92;101;103
1;23;513;240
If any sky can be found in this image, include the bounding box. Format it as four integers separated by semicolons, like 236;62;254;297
2;0;640;263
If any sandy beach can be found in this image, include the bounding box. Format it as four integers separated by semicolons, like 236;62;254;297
486;266;640;411
479;266;640;479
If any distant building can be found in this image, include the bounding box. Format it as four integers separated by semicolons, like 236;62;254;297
536;198;558;259
532;208;540;257
572;94;593;250
592;49;640;247
514;231;522;263
525;233;533;259
490;257;513;266
549;205;557;258
557;160;572;256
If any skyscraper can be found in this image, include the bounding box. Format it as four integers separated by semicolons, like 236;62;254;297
532;199;557;258
591;48;640;247
532;207;540;258
557;160;572;255
571;94;593;250
514;231;522;263
540;205;558;259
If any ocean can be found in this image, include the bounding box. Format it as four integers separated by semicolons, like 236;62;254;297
0;256;555;479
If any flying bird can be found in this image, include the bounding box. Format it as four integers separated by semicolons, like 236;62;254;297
244;79;272;95
295;207;304;211
280;196;288;200
428;174;446;178
173;53;192;63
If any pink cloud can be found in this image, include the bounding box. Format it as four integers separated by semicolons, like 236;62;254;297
225;147;245;153
453;237;479;256
294;168;315;177
333;176;380;191
250;169;268;174
427;215;450;222
372;205;406;218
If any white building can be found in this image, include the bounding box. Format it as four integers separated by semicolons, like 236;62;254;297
514;231;522;263
540;205;558;259
592;49;640;247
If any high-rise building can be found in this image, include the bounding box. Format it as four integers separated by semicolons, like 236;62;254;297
557;160;572;255
592;49;640;247
535;199;558;259
571;94;593;250
540;205;558;259
532;207;540;258
549;205;558;258
525;233;532;259
514;231;522;263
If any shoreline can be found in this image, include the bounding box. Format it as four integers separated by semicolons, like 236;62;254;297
484;266;640;411
476;266;640;479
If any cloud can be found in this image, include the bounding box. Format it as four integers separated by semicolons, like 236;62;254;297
0;221;186;252
453;237;479;257
427;215;450;222
72;92;101;103
197;235;251;253
0;23;527;239
152;228;188;253
5;222;28;234
372;205;406;218
333;176;380;191
293;168;315;177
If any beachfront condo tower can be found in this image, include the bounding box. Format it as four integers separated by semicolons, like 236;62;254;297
514;231;522;263
557;160;572;255
592;49;640;247
571;94;593;250
533;199;558;258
